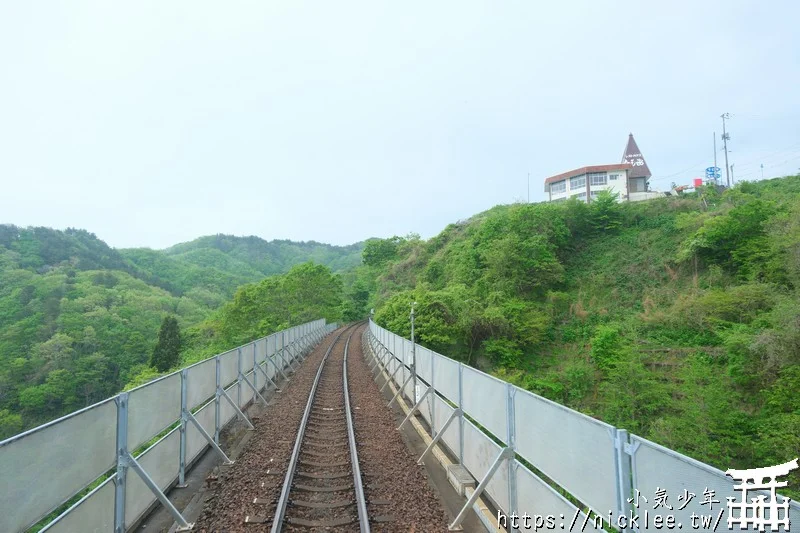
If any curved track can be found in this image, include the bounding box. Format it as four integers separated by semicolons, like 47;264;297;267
270;323;369;532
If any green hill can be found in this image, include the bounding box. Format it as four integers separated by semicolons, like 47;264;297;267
0;227;362;439
367;176;800;494
120;234;364;300
162;234;364;277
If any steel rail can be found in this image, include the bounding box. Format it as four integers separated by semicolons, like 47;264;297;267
269;323;361;533
343;332;371;532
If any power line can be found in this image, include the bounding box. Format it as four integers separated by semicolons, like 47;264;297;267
650;159;710;181
728;112;800;122
733;142;800;170
729;154;800;181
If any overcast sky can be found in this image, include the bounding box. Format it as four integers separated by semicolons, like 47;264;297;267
2;2;799;249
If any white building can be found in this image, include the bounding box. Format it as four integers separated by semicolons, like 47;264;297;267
544;164;639;203
544;134;665;203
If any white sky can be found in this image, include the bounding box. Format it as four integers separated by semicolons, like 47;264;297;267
2;1;799;249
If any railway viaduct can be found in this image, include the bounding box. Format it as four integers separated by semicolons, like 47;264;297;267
1;319;798;532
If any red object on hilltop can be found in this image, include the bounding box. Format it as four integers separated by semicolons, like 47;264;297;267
693;178;703;188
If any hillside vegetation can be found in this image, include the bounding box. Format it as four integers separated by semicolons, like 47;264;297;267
0;227;358;438
122;234;363;303
3;178;798;497
368;176;800;494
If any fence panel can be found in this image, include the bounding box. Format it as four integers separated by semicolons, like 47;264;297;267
513;388;618;515
516;464;601;531
387;356;400;386
186;358;216;411
626;435;800;532
461;366;507;441
240;371;255;408
219;349;239;387
219;383;236;427
127;373;181;450
186;399;216;464
462;418;509;512
125;429;180;527
431;394;460;457
0;398;117;532
416;346;433;383
243;343;256;373
432;353;459;404
417;388;432;425
44;478;115;533
255;338;267;364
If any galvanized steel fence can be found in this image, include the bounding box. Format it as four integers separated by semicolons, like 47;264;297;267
366;319;800;532
0;319;335;533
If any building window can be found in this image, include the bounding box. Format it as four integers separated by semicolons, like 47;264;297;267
550;180;566;194
609;174;619;181
588;172;607;186
571;191;588;202
570;175;585;189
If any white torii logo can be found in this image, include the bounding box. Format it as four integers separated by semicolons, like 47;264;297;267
726;458;798;531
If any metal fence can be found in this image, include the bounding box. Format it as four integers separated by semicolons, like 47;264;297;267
366;319;800;532
0;319;335;533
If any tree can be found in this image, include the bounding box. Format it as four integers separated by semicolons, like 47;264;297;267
362;237;403;267
150;316;181;372
213;262;344;348
342;280;370;321
0;409;23;440
589;190;622;232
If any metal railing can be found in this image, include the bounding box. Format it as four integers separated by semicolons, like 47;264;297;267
0;319;336;533
366;319;800;532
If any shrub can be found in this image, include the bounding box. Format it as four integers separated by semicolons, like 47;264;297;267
483;338;523;368
590;325;623;370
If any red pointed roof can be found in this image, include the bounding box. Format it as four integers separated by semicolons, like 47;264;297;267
621;133;651;179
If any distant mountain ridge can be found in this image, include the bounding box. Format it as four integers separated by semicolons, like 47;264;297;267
161;233;364;278
0;226;364;300
0;224;364;438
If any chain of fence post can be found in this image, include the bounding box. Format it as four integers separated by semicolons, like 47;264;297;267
368;319;643;532
178;370;188;487
114;393;129;533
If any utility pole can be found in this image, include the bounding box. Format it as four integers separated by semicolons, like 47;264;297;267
713;131;717;182
731;163;735;185
410;301;417;402
721;113;731;187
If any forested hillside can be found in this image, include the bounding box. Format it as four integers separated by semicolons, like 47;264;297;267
120;260;347;389
164;234;364;275
367;176;800;495
4;177;798;498
0;227;360;439
122;234;363;303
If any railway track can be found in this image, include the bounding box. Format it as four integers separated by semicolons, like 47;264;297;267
192;320;449;532
266;323;371;532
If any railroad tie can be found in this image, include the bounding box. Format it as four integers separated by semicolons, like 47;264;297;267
286;516;357;527
290;499;354;509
